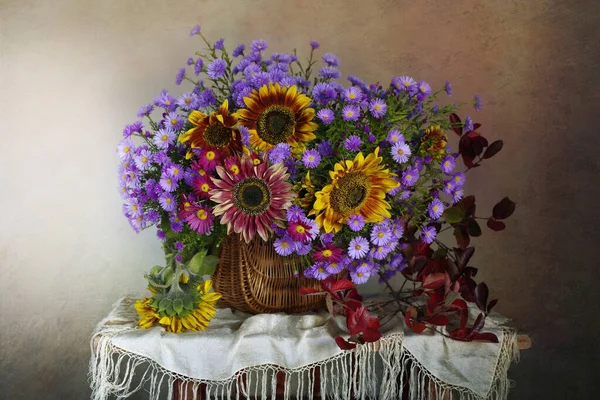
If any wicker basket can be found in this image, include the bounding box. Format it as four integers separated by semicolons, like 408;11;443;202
212;234;325;314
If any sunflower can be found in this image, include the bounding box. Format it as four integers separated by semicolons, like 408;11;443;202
210;153;295;243
179;99;244;156
420;125;447;161
135;280;221;333
294;171;316;209
237;83;318;152
309;148;399;233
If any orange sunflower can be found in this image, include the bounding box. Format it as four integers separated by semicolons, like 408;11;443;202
179;99;244;156
237;83;318;152
309;148;399;233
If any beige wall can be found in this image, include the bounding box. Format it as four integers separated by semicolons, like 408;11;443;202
1;0;598;398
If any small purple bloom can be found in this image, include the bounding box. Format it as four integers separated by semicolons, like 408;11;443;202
320;233;334;246
214;38;225;50
153;90;177;111
137;104;154;118
402;168;419;187
348;236;369;259
166;164;184;182
190;24;201;36
159;192;176;212
268;143;292;164
175;255;183;263
287;205;305;222
175;242;184;251
134;148;152;171
159;172;178;192
474;95;482;112
319;66;341;79
309;40;320;49
350;270;370;285
154;127;175;150
367;133;376;143
157;229;166;241
295;241;312;255
152;150;169;166
164;111;185;131
232;44;245;57
197;89;216;108
274;235;295;256
417;80;432;96
344;135;362;152
371;224;392;246
117;138;135;160
369;98;387;118
325;261;345;274
175;68;186;85
312;83;337;104
317;140;334;157
464;116;474;132
443;80;452;96
342;105;360;121
322;53;340;67
177;92;199;111
452;172;466;187
391;142;411;163
371;245;391;260
250;39;268;52
187;57;194;66
428;198;445;220
343;86;362;103
207;59;227;79
395;76;417;93
421;226;437;244
452;189;464;204
302;149;321;169
390;254;406;271
347;214;365;232
123;121;143;138
387;129;404;145
194;58;203;76
441;155;456;174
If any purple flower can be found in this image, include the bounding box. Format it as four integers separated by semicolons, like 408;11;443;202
274;235;295;256
399;190;411;200
154;127;175;149
117;138;135;160
350;270;370;285
177;92;199;111
390;254;406;271
250;71;270;88
417;80;432;96
391;142;411;163
402;168;419;187
146;210;160;224
387;129;404;145
317;140;334;157
268;143;291;164
452;172;466;187
197;89;216;108
320;233;334;245
152;150;169;166
343;86;361;104
444;80;452;96
137;104;154;118
159;172;178;192
175;68;186;85
124;197;143;218
319;66;341;79
464;116;474;132
371;245;391;260
123;121;143;138
194;58;203;76
305;263;330;280
452;188;464;204
428;198;445;220
474;95;482;112
207;59;227;79
369;98;387;118
367;133;376;143
325;261;345;274
322;53;340;67
312;83;337;104
348;236;369;259
164;112;185;131
190;24;201;36
344;135;362;152
441;155;456;174
187;57;194;66
342;105;360;121
157;229;166;241
214;38;225;50
371;224;392;246
159;192;176;212
347;214;365;232
244;63;261;79
302;149;321;169
232;44;245;57
309;40;320;49
390;220;404;239
432;105;440;113
134;148;152;171
239;125;250;147
442;180;455;195
166;164;184;182
175;242;184;251
175;255;183;263
420;226;437;244
153;90;177;111
287;205;305;222
171;220;183;233
250;39;268;52
394;76;417;93
317;108;335;125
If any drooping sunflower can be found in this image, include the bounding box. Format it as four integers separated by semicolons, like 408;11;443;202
135;279;221;333
309;148;399;233
210;153;296;243
237;83;318;152
179;99;244;157
419;125;447;161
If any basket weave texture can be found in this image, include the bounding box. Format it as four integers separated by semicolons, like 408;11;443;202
212;234;325;314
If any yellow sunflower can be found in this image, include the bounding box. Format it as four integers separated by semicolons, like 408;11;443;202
309;148;399;233
294;171;316;209
420;125;447;160
179;100;244;157
237;83;318;152
135;280;222;333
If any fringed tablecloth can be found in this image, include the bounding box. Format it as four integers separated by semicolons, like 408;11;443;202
89;297;520;400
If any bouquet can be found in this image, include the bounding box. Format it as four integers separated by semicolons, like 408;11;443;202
119;24;515;347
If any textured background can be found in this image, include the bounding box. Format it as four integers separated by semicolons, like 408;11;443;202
1;0;599;399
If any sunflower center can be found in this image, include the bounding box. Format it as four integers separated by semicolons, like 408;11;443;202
257;105;296;145
233;177;272;215
329;172;372;216
204;124;231;148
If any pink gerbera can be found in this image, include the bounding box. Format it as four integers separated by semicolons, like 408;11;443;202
184;204;214;234
210;153;295;243
312;244;343;263
193;174;213;199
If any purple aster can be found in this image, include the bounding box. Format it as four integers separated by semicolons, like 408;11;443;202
316;109;335;125
386;129;404;145
370;224;392;246
343;86;362;103
268;143;291;164
232;44;245;57
152;150;169;166
402;168;419;187
187;57;194;66
197;89;216;108
428;198;445;220
250;39;268;52
214;38;225;50
159;192;176;212
367;133;376;143
154;127;175;150
347;214;365;232
319;66;341;79
348;236;369;259
207;59;227;79
441;155;456;174
295;241;312;256
390;254;406;271
325;261;345;274
274;235;295;256
464;116;474;132
175;68;186;85
153;90;177;111
378;269;398;284
342;105;360;121
474;95;482;112
157;229;166;241
424;155;433;164
117;138;135;160
442;180;455;195
355;260;374;274
312;83;337;104
137;104;154;118
317;140;334;157
452;188;464;204
444;80;452;96
250;71;270;88
320;233;334;246
371;245;391;261
134;148;152;171
166;164;184;182
302;149;321;169
239;125;251;147
413;156;425;171
350;270;370;285
344;135;362;152
322;53;340;67
420;226;437;244
287;205;305;222
177;92;199;111
243;63;261;80
124;197;143;218
175;241;184;251
432;105;440;113
159;172;178;192
309;40;320;49
171;219;183;233
194;58;203;76
164;111;185;131
417;80;432;96
369;98;387;118
391;142;411;163
123;121;143;138
399;190;412;200
395;76;417;93
189;24;201;36
452;172;466;187
175;255;183;263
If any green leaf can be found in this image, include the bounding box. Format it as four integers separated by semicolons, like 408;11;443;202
443;206;465;224
164;268;174;286
188;249;208;274
172;299;184;315
150;265;163;276
200;255;220;276
182;296;194;310
158;298;172;312
165;303;175;316
160;215;176;239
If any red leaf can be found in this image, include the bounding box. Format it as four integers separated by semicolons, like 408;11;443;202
299;288;321;295
467;218;482;237
450;328;473;340
335;336;357;350
472;313;485;332
449;113;463;136
453;225;471;249
346;288;363;302
411;322;427;334
453;247;475;269
486;218;506;231
487;299;498;313
362;328;382;342
492;197;516;220
422;273;446;290
472;332;499;343
475;283;489;312
331;279;354;292
473;123;482;130
424;315;449;326
368;317;381;330
450;299;469;329
320;277;336;292
344;299;362;312
483;140;503;159
346;306;370;335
